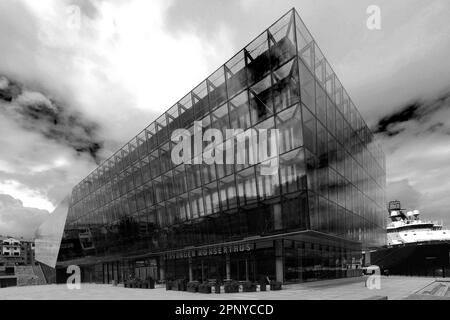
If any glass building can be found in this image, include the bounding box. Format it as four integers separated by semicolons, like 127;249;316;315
55;8;386;284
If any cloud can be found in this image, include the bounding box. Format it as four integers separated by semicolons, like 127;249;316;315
376;91;450;224
0;75;104;162
374;90;450;137
0;194;49;239
0;0;449;237
387;179;422;211
0;0;234;237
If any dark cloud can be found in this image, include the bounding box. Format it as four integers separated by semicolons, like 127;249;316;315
374;90;450;137
375;104;419;136
0;194;49;239
0;75;104;163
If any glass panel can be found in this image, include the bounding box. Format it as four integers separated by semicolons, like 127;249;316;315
177;193;190;222
162;171;174;200
136;132;147;159
272;58;300;112
208;66;227;110
159;142;172;174
327;97;336;136
156;114;168;146
225;50;247;99
314;43;325;86
295;11;314;69
192;81;209;120
171;164;186;196
218;175;237;211
302;105;316;154
152;177;164;204
279;148;306;193
203;181;220;215
166;199;177;226
178;93;194;129
201;161;216;185
149;150;161;178
215;137;235;179
250;74;273;123
299;59;315;112
245;32;270;85
145;123;157;152
328;168;338;204
256;165;280;199
317;121;327;163
186;164;202;190
166;104;180;137
229;90;251;130
269;11;296;69
236;167;257;205
189;188;205;218
336;111;344;145
210;103;229;135
276;103;303;154
325;61;335;100
144;182;154;208
328;133;337;170
315;82;327;125
334;77;343;109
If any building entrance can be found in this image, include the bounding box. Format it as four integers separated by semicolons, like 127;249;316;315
230;258;256;281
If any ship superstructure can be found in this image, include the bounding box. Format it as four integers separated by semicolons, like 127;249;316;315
387;200;450;246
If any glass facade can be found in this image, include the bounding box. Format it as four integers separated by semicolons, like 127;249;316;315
57;9;386;284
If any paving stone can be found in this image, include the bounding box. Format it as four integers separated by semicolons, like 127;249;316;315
0;276;435;300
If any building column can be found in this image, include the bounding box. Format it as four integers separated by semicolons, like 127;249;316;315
275;240;284;283
364;251;371;267
245;259;249;281
201;260;205;281
188;257;193;282
273;204;282;230
226;253;231;280
159;259;165;281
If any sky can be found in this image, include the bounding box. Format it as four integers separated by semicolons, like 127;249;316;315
0;0;449;238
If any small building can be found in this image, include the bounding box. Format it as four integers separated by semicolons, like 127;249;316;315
0;236;35;267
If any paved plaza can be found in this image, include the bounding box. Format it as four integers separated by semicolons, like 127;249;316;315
0;276;435;300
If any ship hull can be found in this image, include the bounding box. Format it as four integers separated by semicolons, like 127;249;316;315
371;241;450;277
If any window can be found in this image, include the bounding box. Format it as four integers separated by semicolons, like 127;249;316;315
210;103;229;135
317;122;328;164
218;175;237;211
226;50;247;98
189;188;205;218
327;98;336;136
250;74;273;123
279;148;307;193
236;167;257;205
302;105;316;154
272;58;299;112
256;165;280;199
276;104;303;154
299;59;315;112
315;83;327;125
229;91;251;130
208;67;227;110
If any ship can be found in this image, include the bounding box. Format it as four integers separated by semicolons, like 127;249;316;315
370;200;450;277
